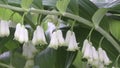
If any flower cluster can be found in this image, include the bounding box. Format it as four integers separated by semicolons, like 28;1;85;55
14;23;29;43
48;30;79;51
82;39;111;67
0;20;10;37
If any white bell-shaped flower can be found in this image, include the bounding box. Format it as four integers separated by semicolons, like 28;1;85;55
22;41;37;59
32;26;47;45
91;46;98;60
67;32;79;51
83;42;92;59
14;23;21;40
102;50;111;65
48;31;59;49
56;30;65;46
65;30;73;46
0;20;10;37
82;39;89;53
14;23;29;43
98;47;104;62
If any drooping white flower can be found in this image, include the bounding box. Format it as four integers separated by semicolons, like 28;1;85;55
82;39;89;53
98;47;104;62
83;41;92;59
65;30;73;46
14;23;29;43
67;32;79;51
91;46;98;60
0;20;10;37
32;26;47;45
22;41;37;59
48;31;59;49
98;47;111;66
14;23;21;40
102;50;111;65
56;30;65;46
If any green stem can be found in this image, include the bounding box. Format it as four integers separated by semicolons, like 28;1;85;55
0;62;14;68
0;4;120;53
98;36;104;48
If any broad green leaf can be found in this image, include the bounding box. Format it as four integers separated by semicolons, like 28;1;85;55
33;0;43;9
73;51;82;68
5;40;19;50
110;20;120;41
56;0;70;14
68;0;79;15
12;52;26;68
21;0;33;9
12;13;22;23
78;0;97;20
35;48;56;68
0;8;13;20
92;8;108;26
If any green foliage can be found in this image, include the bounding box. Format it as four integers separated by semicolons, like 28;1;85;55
56;0;70;14
92;8;108;26
21;0;33;9
110;20;120;41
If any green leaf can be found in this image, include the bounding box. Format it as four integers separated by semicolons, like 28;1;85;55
21;0;33;9
56;0;70;14
35;48;56;68
68;0;79;15
32;0;43;9
78;0;97;20
0;8;13;20
5;40;19;50
12;13;22;23
110;20;120;41
92;8;108;26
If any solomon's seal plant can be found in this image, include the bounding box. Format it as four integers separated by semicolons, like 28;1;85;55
0;0;120;68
